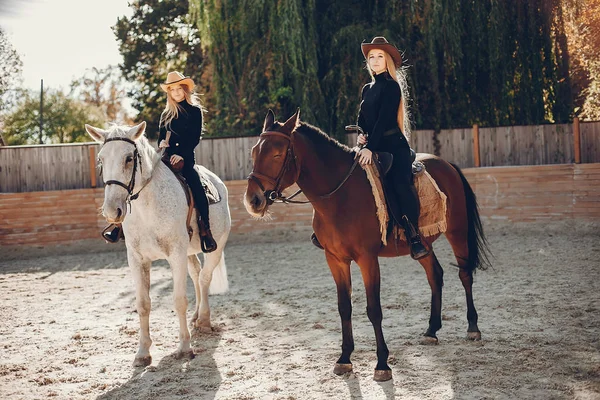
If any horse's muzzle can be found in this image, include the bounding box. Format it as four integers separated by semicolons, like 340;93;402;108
103;205;125;224
243;190;268;218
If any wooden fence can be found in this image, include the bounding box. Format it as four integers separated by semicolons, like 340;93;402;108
1;120;599;193
1;164;598;247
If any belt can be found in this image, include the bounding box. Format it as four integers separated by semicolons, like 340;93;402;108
383;128;401;136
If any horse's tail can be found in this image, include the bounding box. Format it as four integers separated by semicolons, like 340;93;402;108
208;251;229;294
450;163;492;273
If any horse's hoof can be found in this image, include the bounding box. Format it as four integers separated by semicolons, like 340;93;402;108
333;363;353;375
466;331;481;341
373;369;393;382
194;322;213;334
133;355;152;367
175;349;195;360
420;335;439;345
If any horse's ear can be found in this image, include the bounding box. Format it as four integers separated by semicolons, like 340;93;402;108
127;121;147;140
85;124;107;143
282;108;300;133
263;109;275;132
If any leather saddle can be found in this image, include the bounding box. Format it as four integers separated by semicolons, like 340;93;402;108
373;148;418;176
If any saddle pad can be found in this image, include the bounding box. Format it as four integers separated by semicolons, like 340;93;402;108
195;166;221;205
361;162;447;245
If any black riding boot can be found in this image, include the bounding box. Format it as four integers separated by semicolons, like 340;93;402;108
102;223;123;243
398;184;430;260
198;216;217;253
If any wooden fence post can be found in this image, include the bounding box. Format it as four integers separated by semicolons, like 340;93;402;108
473;124;480;167
89;145;97;188
573;117;581;164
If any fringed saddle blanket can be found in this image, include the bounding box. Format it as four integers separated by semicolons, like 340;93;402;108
361;161;447;246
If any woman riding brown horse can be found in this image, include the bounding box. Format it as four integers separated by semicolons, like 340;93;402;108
244;110;491;382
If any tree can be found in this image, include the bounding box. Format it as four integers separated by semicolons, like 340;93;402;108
0;26;23;113
2;89;105;145
189;0;575;138
113;0;204;139
70;65;134;124
564;0;600;120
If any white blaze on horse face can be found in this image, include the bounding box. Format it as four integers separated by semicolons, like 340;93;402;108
98;140;135;223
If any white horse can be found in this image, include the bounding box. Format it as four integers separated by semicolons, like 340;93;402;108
85;122;231;366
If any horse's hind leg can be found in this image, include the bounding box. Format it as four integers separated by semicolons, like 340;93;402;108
418;251;444;345
187;255;202;326
194;248;227;333
128;255;153;367
445;230;481;340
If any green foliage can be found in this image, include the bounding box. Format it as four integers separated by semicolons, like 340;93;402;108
113;0;204;139
2;89;105;145
187;0;575;138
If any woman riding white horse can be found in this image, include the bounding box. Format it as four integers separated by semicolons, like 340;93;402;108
85;121;231;366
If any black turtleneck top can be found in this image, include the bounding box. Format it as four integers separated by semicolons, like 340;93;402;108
357;71;402;152
158;100;203;165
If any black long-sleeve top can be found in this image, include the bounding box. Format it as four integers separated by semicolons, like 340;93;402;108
357;71;402;152
158;100;203;165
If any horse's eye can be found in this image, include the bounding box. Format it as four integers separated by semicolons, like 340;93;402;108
125;155;133;163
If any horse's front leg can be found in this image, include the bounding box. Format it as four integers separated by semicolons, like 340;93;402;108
128;254;153;367
356;254;391;382
168;249;193;359
325;252;354;376
418;251;444;344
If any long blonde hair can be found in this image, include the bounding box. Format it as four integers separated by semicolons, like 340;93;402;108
160;84;205;128
367;51;412;143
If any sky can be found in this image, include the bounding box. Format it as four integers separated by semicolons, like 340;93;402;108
0;0;132;92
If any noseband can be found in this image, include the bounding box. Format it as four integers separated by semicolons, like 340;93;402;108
247;131;302;204
101;137;145;208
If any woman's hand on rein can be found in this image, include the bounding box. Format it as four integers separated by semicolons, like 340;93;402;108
358;148;373;165
158;140;169;149
170;154;183;165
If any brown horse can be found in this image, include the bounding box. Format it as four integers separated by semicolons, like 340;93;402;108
244;110;491;382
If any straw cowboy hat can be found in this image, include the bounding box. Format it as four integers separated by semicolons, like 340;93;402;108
361;36;402;68
160;71;195;92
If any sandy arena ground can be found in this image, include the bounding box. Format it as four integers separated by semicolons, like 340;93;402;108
1;221;599;399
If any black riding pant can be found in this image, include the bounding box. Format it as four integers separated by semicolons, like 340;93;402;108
378;134;420;227
181;165;210;226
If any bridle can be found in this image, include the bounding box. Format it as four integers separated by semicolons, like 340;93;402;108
247;130;360;204
247;131;303;204
101;137;156;210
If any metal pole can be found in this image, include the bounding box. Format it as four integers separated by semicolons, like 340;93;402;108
39;79;44;144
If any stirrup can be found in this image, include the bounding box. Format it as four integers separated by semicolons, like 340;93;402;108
409;235;430;260
311;233;324;250
201;235;217;253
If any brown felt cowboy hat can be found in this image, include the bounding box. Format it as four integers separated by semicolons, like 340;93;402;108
160;71;195;92
361;36;403;68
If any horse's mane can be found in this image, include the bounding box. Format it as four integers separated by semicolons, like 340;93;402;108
295;122;354;159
